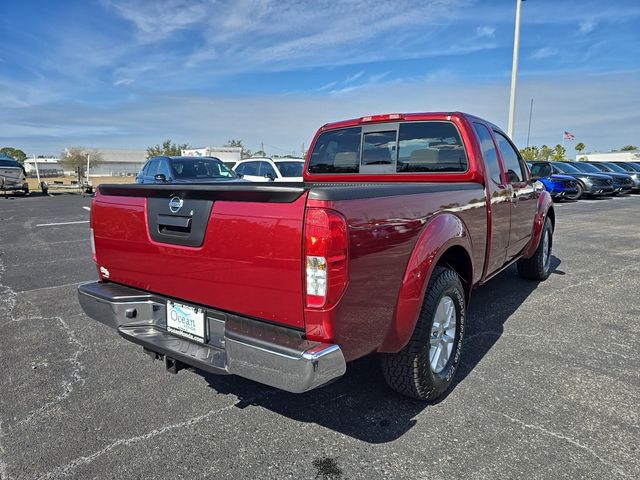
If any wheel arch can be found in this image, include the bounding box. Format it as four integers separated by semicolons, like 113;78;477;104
379;213;473;353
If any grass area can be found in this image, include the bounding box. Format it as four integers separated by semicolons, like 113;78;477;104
27;176;136;191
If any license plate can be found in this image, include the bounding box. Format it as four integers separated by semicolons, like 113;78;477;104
166;301;206;343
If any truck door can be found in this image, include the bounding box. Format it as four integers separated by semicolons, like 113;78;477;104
493;131;538;260
473;123;511;275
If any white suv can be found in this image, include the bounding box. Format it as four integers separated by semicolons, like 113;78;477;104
233;158;304;182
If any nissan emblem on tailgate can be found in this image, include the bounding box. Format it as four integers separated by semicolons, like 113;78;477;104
169;196;183;213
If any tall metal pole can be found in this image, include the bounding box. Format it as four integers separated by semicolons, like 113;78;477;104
526;98;533;147
507;0;523;139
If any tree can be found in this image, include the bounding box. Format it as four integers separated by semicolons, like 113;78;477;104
575;142;585;153
537;145;554;161
0;147;27;163
224;139;252;159
146;139;190;159
59;148;103;177
620;145;638;151
551;144;566;161
520;146;538;161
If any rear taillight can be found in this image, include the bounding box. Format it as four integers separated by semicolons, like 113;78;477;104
304;208;348;309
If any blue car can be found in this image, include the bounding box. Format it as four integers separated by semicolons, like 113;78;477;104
528;162;580;200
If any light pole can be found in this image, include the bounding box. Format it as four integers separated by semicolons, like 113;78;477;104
507;0;524;139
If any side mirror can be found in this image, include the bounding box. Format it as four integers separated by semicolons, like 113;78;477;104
264;173;275;181
154;173;167;183
236;173;244;178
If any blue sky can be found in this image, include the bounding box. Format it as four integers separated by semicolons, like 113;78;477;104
1;0;639;156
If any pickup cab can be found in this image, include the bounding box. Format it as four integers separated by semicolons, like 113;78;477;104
78;112;555;402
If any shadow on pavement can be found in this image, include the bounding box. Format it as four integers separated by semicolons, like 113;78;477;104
199;257;562;443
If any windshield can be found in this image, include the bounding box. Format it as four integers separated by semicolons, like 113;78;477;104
601;162;627;173
552;162;580;173
275;161;304;177
572;162;602;173
169;158;237;179
614;162;638;172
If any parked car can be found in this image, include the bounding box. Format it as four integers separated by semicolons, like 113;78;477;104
233;157;304;182
588;162;640;192
527;162;579;200
0;155;29;195
136;156;242;184
79;112;555;403
543;161;614;198
569;161;632;194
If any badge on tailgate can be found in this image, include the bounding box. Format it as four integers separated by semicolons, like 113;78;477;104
166;301;206;342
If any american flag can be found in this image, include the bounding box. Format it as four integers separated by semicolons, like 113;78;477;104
564;131;575;140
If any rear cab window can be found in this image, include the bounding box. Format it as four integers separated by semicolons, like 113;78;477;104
308;121;468;175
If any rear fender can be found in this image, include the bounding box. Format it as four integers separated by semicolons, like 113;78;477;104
379;213;472;353
522;191;553;259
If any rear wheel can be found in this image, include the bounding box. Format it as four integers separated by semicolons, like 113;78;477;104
381;267;465;402
517;216;553;280
567;182;583;200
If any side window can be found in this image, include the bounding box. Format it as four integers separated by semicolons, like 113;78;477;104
259;162;277;178
238;161;259;176
157;160;171;178
494;131;526;183
145;159;159;177
472;123;502;185
397;121;468;173
308;127;362;174
530;163;552;178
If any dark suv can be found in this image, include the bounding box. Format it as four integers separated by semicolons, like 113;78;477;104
136;156;242;184
570;162;633;194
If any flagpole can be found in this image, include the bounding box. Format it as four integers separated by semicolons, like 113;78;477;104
507;0;524;139
526;98;533;148
561;132;565;150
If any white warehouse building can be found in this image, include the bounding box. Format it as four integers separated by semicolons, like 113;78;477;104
576;151;640;162
89;149;147;176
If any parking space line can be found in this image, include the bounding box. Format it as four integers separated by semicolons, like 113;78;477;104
36;220;89;227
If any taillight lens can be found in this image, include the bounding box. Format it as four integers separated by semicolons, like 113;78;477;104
304;208;348;308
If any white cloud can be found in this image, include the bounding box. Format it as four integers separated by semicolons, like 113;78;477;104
113;78;134;87
3;71;638;156
530;47;559;60
101;0;208;41
476;26;496;38
578;19;596;34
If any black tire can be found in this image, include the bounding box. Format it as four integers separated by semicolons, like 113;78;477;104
517;216;553;281
567;182;583;200
381;267;466;402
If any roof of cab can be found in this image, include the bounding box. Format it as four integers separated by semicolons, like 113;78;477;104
320;111;501;133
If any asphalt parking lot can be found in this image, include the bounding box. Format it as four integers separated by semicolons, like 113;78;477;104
1;193;638;480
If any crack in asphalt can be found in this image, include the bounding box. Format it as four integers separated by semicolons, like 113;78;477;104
0;252;88;432
37;389;276;479
490;411;629;478
17;315;88;426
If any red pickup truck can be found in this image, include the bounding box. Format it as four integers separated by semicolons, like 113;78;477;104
78;112;554;402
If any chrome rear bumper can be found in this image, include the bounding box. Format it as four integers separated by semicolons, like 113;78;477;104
78;281;346;393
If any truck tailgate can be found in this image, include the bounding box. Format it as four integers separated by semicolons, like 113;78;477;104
92;184;308;329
